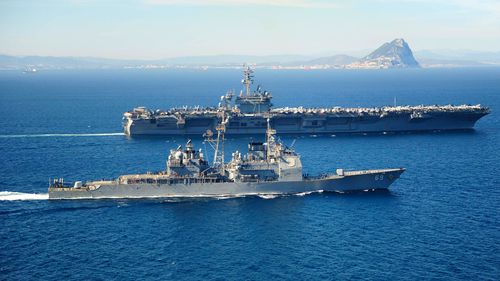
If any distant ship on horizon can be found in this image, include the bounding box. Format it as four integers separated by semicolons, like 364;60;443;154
22;66;37;74
123;67;489;136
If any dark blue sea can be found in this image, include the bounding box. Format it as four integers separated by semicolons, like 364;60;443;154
0;68;499;280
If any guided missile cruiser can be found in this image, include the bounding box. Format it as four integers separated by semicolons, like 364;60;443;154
123;67;489;136
49;115;405;200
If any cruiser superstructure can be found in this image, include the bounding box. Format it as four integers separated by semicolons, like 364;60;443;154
123;67;489;136
49;115;405;199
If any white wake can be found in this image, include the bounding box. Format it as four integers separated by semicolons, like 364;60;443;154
0;190;327;202
0;191;49;201
295;190;324;197
258;194;279;199
0;133;124;138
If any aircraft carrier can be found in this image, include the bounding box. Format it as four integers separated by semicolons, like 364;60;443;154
49;116;405;199
123;67;489;136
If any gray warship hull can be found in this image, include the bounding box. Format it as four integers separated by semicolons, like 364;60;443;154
123;68;489;136
124;107;488;136
48;168;404;200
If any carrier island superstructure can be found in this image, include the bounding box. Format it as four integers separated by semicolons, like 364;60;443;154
49;115;405;199
123;67;489;136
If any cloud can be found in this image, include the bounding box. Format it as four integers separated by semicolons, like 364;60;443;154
453;0;500;15
145;0;337;8
373;0;500;16
145;0;500;15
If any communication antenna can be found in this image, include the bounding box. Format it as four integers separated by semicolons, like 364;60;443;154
204;110;229;175
266;117;276;161
242;65;254;96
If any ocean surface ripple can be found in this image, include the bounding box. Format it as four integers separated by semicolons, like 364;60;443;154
0;69;499;280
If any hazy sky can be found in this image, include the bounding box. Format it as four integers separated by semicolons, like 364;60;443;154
1;0;499;59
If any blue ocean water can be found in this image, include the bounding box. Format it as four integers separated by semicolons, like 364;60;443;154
0;68;499;280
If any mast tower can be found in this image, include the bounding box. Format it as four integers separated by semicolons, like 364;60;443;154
204;110;229;175
266;117;277;161
242;66;254;96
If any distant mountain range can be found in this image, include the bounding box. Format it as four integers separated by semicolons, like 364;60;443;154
1;39;499;70
413;49;500;68
299;55;359;66
346;38;420;69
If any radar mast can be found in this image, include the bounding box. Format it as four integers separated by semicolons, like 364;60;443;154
266;117;277;161
204;110;229;175
242;66;254;96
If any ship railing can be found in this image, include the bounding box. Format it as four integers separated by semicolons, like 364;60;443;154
49;178;76;189
238;175;279;183
303;173;338;180
303;170;395;179
126;176;226;185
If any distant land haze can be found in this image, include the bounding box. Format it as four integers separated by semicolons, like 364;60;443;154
1;39;500;70
347;39;420;69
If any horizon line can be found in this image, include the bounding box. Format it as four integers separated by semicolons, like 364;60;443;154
2;48;500;62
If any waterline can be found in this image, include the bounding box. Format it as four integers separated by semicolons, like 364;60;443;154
0;133;124;138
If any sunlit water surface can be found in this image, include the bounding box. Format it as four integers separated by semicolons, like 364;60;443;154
0;68;499;280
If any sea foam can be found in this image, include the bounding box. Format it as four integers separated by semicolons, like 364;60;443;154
0;191;49;201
